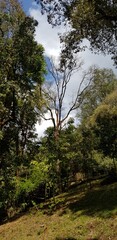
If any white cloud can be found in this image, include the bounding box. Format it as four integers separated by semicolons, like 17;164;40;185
29;7;117;72
35;112;53;137
29;6;117;136
35;109;77;137
29;8;66;58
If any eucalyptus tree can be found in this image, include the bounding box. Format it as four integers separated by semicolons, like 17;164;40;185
38;57;94;139
35;57;95;192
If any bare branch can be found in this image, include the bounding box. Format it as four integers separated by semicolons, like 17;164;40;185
61;68;94;123
41;57;95;134
47;106;56;129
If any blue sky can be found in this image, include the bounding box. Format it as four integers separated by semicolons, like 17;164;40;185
21;0;34;13
20;0;117;136
21;1;117;74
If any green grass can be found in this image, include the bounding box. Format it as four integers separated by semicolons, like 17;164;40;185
0;180;117;240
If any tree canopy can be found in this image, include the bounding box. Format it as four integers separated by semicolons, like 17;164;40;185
0;0;46;218
90;89;117;161
0;0;117;223
35;0;117;66
79;68;117;122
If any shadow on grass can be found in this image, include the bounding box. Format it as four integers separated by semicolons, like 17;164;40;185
42;182;117;219
55;238;98;240
67;183;117;218
55;238;77;240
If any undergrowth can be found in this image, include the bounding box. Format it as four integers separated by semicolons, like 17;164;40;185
0;180;117;240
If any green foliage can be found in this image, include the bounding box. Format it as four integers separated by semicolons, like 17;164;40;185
92;150;117;173
0;0;46;218
30;159;49;187
39;121;83;191
11;157;50;209
1;181;117;239
15;178;34;198
76;70;117;178
36;0;117;66
79;68;117;122
90;89;117;160
0;0;117;223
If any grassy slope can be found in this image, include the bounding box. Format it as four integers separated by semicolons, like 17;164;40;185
0;180;117;240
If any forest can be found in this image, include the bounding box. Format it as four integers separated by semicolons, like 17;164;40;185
0;0;117;225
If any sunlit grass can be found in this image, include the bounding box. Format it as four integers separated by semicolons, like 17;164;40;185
0;181;117;240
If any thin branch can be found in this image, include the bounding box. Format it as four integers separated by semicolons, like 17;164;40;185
61;69;94;124
41;57;95;132
47;106;56;129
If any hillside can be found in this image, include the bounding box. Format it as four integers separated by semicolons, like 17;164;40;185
0;180;117;240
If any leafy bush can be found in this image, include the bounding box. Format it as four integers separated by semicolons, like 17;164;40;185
14;159;49;209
